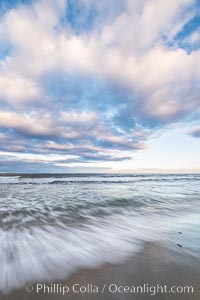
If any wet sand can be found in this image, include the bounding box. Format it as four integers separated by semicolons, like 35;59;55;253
1;241;200;300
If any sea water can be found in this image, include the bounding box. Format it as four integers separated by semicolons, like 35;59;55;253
0;173;200;292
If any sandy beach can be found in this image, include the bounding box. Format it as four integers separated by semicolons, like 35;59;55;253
1;241;199;300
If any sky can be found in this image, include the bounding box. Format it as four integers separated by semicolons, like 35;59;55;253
0;0;200;173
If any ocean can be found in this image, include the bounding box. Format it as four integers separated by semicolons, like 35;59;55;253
0;173;200;293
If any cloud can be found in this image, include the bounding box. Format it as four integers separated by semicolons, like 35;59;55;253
0;159;70;173
0;107;145;166
0;0;199;171
183;28;200;46
0;73;42;105
189;128;200;138
0;110;57;138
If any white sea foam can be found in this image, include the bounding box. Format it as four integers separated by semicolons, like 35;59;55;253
0;176;20;184
0;214;163;293
1;211;200;294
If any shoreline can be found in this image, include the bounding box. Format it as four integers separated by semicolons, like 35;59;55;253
1;241;200;300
